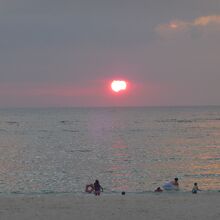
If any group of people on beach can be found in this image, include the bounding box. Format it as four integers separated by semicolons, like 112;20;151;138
86;178;201;195
85;180;103;196
154;177;201;194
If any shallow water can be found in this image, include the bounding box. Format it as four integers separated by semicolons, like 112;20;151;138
0;106;220;194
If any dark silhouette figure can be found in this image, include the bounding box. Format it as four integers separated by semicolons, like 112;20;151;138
94;180;103;196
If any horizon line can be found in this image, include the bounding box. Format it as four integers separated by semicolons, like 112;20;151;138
0;104;220;110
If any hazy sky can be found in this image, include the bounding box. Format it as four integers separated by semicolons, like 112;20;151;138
1;0;220;107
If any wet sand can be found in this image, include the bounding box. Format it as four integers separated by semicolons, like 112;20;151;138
0;192;219;220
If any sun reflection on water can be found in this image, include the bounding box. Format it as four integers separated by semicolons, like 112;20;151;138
109;142;132;191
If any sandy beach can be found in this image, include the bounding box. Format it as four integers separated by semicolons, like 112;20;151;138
0;192;219;220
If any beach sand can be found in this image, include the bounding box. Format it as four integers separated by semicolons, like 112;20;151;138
0;192;219;220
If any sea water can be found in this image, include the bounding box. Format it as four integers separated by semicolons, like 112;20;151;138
0;106;220;194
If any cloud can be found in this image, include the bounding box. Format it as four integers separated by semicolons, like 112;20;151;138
155;15;220;37
193;15;220;26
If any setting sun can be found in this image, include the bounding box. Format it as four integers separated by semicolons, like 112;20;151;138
111;80;127;92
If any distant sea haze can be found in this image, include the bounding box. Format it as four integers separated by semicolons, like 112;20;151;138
0;106;220;194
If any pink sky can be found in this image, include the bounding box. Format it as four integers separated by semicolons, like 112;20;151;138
0;1;220;107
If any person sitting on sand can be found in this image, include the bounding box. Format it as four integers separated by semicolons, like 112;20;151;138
154;187;163;192
163;177;179;190
94;180;103;196
85;183;94;193
192;182;201;194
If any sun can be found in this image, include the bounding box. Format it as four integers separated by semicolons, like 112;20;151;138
111;80;127;93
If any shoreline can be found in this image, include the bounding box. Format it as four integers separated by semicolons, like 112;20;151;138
0;188;219;196
0;192;219;220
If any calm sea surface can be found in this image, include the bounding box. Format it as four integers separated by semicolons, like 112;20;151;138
0;106;220;194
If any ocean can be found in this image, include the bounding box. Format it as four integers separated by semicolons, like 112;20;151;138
0;106;220;194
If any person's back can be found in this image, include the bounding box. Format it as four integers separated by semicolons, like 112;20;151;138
94;180;103;196
94;180;100;191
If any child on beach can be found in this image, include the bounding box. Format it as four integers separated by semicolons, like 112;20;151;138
192;183;201;194
94;180;103;196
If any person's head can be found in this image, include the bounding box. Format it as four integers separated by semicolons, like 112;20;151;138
95;180;99;184
174;177;178;182
121;191;125;195
194;182;197;186
155;187;163;192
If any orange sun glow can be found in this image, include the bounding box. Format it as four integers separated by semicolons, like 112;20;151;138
111;80;127;92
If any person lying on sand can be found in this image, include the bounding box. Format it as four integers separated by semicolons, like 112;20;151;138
162;178;179;190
